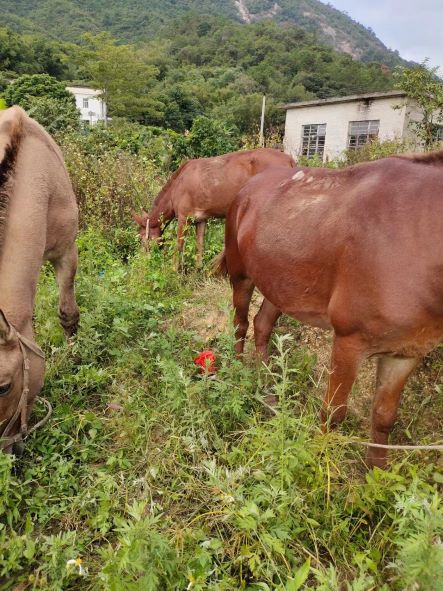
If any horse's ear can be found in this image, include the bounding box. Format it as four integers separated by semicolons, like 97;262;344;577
0;310;14;344
132;211;149;227
131;212;146;227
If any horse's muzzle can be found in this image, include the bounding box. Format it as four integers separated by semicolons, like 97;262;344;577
12;440;25;456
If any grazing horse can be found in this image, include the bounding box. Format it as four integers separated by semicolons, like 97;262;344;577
220;152;443;468
0;107;79;453
132;148;295;268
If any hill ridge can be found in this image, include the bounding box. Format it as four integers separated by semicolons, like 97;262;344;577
0;0;405;66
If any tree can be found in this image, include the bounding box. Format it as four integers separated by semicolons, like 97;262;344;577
4;73;75;109
72;33;164;123
394;60;443;147
162;87;202;131
187;116;240;158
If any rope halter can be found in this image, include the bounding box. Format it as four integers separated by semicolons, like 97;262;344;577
0;328;52;451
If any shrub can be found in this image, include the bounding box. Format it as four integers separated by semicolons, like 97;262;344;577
187;116;240;158
4;73;75;108
60;132;163;230
343;138;415;166
25;95;80;133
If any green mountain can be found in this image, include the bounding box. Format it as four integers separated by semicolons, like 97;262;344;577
0;0;403;66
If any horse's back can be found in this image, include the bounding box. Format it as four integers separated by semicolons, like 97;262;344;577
173;149;294;218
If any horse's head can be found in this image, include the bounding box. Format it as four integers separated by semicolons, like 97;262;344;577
0;310;44;455
132;211;162;246
132;210;149;240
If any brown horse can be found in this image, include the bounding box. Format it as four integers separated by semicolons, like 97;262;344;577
132;148;295;267
0;107;79;453
220;152;443;468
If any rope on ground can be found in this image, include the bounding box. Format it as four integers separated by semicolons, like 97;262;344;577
255;394;443;451
344;439;443;451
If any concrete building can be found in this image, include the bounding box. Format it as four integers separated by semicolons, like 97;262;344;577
283;90;422;161
66;86;107;125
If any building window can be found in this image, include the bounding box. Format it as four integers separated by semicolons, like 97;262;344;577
83;98;89;109
348;120;379;149
435;126;443;141
302;124;326;158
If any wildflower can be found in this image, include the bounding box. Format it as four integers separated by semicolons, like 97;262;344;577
194;350;216;374
66;558;87;576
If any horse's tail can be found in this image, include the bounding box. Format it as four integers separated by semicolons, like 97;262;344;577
211;249;228;277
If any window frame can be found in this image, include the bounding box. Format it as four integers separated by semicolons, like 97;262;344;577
301;123;327;159
82;97;89;109
347;120;380;150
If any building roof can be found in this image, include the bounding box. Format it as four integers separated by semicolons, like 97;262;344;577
66;85;102;96
282;90;407;110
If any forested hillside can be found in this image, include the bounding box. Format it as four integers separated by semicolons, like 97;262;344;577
0;16;392;133
0;0;404;65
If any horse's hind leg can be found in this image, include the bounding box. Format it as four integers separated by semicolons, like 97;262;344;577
253;298;281;363
50;242;80;338
368;356;419;468
321;334;365;429
232;277;254;356
196;221;206;269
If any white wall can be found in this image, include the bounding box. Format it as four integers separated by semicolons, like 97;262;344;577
284;95;409;161
67;86;107;125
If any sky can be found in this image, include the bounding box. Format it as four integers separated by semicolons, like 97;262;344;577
328;0;442;68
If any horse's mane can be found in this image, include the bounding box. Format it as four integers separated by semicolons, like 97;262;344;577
152;160;192;207
0;107;25;248
394;148;443;166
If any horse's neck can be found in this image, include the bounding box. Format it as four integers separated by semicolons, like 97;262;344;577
0;156;46;331
149;192;175;225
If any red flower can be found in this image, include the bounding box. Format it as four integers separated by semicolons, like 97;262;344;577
194;350;216;374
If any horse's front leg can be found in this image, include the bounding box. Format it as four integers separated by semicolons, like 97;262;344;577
175;215;188;272
50;242;80;338
321;334;366;430
195;220;206;269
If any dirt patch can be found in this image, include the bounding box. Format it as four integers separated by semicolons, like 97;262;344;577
176;278;231;342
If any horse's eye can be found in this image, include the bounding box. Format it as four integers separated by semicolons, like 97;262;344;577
0;383;11;397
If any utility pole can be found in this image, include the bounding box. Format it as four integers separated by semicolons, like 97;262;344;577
259;95;266;147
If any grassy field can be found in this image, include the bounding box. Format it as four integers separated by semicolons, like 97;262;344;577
0;222;442;591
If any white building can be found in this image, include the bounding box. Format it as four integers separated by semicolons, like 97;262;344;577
66;86;107;125
283;90;423;162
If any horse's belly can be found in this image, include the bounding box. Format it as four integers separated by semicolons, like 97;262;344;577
369;321;443;358
253;277;332;329
288;310;332;330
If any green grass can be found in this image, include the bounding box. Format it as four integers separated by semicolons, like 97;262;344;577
0;226;442;590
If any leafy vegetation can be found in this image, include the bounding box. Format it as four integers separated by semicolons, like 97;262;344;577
71;33;163;123
0;0;405;67
4;73;74;107
1;12;395;134
394;60;443;147
0;127;441;589
3;73;80;133
0;26;68;81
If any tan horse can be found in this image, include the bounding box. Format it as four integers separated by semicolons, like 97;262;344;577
133;148;295;267
220;152;443;468
0;107;79;453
